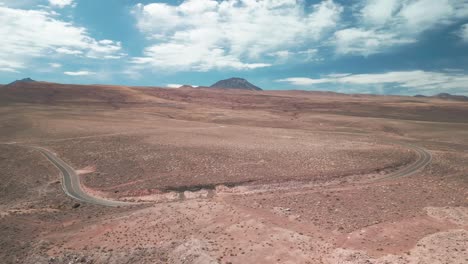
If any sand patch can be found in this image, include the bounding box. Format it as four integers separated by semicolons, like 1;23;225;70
169;239;218;264
327;229;468;264
0;208;60;218
122;191;180;202
75;165;96;175
337;215;456;256
426;206;468;226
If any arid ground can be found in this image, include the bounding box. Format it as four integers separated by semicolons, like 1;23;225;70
0;82;467;263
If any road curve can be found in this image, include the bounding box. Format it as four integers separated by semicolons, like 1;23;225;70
309;131;433;182
26;137;431;206
33;146;135;207
372;140;432;181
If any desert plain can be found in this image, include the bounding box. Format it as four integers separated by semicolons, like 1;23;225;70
0;81;467;263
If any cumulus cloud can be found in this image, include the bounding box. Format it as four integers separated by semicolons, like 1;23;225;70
0;6;123;72
131;0;468;65
64;71;95;76
361;0;399;25
48;0;74;8
334;0;468;55
131;0;342;71
276;70;468;95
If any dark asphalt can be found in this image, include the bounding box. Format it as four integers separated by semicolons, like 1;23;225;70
34;146;134;207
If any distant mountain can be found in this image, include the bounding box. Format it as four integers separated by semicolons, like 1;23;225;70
178;85;195;89
210;77;262;91
434;93;468;101
414;93;468;101
6;78;36;86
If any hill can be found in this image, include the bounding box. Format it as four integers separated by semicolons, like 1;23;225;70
5;77;36;86
434;93;468;101
210;77;262;91
414;93;468;101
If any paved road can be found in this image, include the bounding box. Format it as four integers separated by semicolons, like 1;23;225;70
309;132;433;181
373;141;432;181
27;137;431;207
33;146;134;207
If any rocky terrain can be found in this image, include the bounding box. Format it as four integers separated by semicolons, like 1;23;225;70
0;81;467;263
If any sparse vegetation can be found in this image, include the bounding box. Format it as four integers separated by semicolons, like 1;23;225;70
0;82;467;263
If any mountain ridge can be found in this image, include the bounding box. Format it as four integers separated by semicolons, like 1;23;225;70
414;93;468;101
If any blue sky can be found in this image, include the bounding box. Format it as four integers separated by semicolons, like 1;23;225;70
1;0;468;95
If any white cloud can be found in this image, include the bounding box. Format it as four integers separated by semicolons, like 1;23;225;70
131;42;271;71
400;0;455;32
268;48;321;63
0;6;123;72
102;54;126;59
64;70;95;76
48;0;74;8
0;0;41;8
326;73;352;78
0;58;24;73
131;0;342;71
298;49;318;56
276;77;330;85
333;28;415;55
459;23;468;43
335;0;468;55
269;50;291;60
56;47;84;55
166;83;200;88
361;0;399;25
0;67;20;73
166;84;183;88
276;70;468;94
49;63;62;68
360;0;465;31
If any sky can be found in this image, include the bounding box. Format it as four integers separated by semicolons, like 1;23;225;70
1;0;468;95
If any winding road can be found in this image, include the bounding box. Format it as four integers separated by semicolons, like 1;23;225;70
21;136;432;207
374;141;432;181
32;146;134;207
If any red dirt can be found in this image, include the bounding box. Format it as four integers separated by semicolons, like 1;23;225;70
0;82;467;263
